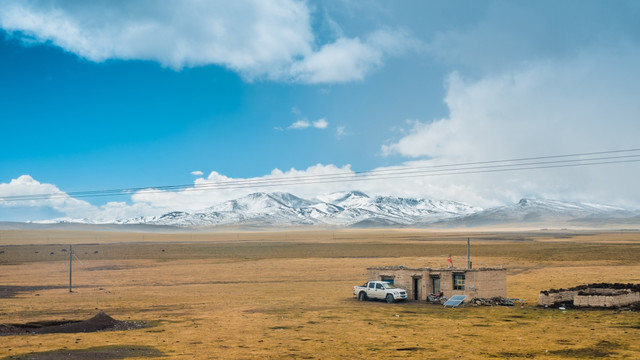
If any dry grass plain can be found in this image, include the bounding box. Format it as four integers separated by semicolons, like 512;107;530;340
0;229;639;359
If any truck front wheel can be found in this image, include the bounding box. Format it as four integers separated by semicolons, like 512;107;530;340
358;292;368;301
386;294;395;303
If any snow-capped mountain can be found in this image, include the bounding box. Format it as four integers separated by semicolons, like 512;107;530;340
32;192;639;229
127;191;481;228
441;198;637;227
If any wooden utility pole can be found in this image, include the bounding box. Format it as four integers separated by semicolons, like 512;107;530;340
69;245;73;293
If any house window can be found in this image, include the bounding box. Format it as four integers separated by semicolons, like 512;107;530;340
453;274;465;290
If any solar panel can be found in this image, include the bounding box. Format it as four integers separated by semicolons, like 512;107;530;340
443;295;467;307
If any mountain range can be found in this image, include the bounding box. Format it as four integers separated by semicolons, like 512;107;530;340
102;191;639;229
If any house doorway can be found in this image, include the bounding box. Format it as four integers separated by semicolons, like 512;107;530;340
412;277;421;300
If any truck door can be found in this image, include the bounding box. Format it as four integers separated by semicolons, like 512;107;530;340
373;282;385;299
367;282;378;299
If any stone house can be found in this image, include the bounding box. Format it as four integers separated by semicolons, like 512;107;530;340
367;266;507;302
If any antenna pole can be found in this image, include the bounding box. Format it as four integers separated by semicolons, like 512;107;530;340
69;244;73;293
467;238;470;269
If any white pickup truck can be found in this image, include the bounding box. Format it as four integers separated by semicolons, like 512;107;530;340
353;281;407;303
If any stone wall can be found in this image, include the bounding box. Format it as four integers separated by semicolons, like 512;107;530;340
538;291;579;306
574;291;640;307
538;283;640;308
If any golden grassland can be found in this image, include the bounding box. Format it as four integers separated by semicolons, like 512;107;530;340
0;229;639;359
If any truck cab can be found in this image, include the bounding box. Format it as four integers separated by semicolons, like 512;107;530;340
354;281;407;303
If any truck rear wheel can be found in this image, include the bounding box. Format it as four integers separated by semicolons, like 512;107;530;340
386;294;395;303
358;292;367;301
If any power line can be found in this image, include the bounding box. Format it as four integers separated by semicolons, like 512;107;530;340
2;148;639;202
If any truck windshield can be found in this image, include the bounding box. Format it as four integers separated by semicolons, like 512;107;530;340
382;283;396;289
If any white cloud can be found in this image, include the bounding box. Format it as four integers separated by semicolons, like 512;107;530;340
0;0;312;74
0;175;174;222
312;118;328;129
0;175;97;219
0;1;417;83
289;29;418;83
190;170;204;176
383;45;640;208
287;118;328;130
288;119;311;129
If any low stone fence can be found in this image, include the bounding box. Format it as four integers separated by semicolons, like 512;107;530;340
538;290;579;307
574;291;640;308
538;283;640;308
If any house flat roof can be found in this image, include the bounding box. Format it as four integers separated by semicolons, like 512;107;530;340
367;266;506;271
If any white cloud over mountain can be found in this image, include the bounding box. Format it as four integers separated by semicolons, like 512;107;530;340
383;44;640;208
2;166;363;222
0;175;96;220
0;0;415;83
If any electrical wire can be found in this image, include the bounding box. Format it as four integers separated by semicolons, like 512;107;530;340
2;148;639;202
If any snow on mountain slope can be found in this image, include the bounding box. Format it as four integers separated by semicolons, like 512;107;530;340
135;191;480;227
442;198;636;227
143;192;319;227
319;192;480;226
40;192;638;228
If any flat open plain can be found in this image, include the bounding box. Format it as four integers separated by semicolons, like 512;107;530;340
1;229;639;359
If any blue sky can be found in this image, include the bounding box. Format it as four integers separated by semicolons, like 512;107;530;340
1;0;640;222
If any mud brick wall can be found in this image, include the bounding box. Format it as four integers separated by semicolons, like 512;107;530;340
466;270;507;299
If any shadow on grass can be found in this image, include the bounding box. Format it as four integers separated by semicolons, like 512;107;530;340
0;286;66;299
2;345;163;360
495;340;623;359
548;340;622;358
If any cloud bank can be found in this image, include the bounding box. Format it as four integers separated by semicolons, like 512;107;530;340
0;0;415;83
1;166;365;222
383;45;640;208
0;175;97;221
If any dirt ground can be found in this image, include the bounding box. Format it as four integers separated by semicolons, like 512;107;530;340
0;229;639;359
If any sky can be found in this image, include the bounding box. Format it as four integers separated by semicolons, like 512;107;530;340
1;0;640;222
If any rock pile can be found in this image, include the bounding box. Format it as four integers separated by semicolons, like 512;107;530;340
0;312;145;336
